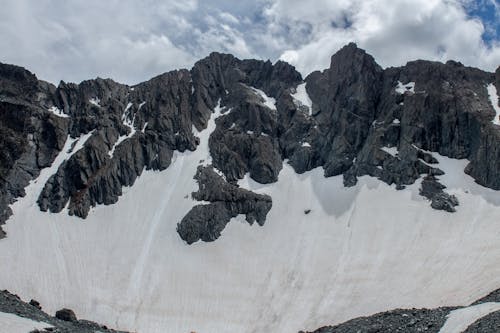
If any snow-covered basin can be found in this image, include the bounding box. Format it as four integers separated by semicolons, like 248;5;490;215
0;113;500;332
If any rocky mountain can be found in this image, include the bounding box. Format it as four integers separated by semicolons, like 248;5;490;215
0;43;499;333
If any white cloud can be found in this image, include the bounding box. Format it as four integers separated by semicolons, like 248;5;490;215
0;0;198;84
267;0;500;76
0;0;497;84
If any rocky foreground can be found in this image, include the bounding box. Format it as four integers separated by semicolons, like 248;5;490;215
1;288;499;333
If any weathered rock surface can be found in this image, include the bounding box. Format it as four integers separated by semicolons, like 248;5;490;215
177;166;272;244
0;43;499;240
420;174;459;212
0;63;69;237
0;289;129;333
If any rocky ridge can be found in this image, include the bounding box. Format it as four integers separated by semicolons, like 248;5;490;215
0;43;499;243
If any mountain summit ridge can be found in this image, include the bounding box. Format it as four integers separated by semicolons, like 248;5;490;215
0;43;499;242
0;42;500;333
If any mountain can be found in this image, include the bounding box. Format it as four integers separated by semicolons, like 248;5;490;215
0;43;499;332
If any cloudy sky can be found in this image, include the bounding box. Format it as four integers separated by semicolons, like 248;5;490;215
0;0;498;84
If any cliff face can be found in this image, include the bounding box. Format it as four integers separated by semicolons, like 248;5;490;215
0;43;498;242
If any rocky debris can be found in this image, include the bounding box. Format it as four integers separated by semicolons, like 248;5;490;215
177;166;272;244
303;288;500;333
29;299;42;310
301;307;455;333
0;289;129;333
420;175;459;212
463;310;500;332
55;308;77;322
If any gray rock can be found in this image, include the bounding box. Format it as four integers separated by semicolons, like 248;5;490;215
420;175;459;212
55;308;77;322
177;166;272;244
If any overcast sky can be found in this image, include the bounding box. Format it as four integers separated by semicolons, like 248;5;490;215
0;0;498;85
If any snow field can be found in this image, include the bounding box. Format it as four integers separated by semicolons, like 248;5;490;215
0;105;499;332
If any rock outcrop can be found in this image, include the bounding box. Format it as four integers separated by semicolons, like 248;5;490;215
177;166;272;244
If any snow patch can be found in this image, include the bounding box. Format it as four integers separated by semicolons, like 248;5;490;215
380;146;399;157
486;83;500;125
292;83;313;115
250;87;277;110
47;106;69;118
108;103;137;158
395;81;415;94
0;312;52;332
89;97;101;107
439;302;500;333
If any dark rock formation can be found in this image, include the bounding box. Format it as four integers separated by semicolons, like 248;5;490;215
29;299;42;310
0;289;129;333
420;175;459;212
306;43;384;178
0;43;499;240
0;63;69;237
177;166;272;244
303;44;498;194
55;308;77;322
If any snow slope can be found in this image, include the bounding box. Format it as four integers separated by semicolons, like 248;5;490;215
487;83;500;125
0;112;499;332
292;83;313;115
395;81;415;94
0;312;52;332
439;302;500;333
47;106;69;118
250;86;277;110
